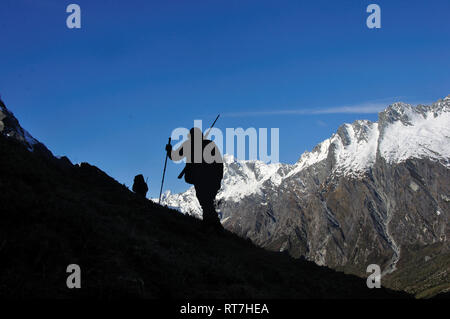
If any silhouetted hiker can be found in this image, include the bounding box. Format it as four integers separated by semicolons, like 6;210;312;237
132;174;148;198
166;127;224;230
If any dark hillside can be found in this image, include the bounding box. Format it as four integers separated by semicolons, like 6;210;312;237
0;135;409;298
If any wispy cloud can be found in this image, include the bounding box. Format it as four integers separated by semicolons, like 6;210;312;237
222;96;432;118
223;102;389;118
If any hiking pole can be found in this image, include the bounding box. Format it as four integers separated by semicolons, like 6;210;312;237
158;137;171;204
177;114;220;179
204;114;220;139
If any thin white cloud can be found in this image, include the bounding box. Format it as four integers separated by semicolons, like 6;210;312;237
222;96;437;118
223;102;389;118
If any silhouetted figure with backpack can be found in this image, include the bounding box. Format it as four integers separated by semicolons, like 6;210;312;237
132;174;148;198
165;127;223;230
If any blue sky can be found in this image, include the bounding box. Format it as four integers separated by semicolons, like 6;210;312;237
1;0;449;196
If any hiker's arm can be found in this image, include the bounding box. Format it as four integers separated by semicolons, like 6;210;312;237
166;141;186;161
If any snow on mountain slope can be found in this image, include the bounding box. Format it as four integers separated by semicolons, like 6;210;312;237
331;120;379;176
287;120;379;178
379;97;450;168
220;154;286;201
159;96;450;217
160;188;202;219
285;138;331;178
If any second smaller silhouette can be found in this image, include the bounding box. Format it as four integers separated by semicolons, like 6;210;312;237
132;174;148;198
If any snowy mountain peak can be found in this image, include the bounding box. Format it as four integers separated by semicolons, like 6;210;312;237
336;120;375;146
378;102;417;128
295;138;331;170
431;95;450;112
329;120;379;176
220;155;286;201
379;97;450;167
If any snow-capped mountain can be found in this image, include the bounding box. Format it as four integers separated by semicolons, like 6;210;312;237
160;96;450;295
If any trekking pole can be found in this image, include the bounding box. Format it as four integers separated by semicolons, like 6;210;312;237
204;114;220;139
177;114;220;179
158;137;171;204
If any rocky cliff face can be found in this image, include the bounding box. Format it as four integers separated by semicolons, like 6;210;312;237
161;96;450;296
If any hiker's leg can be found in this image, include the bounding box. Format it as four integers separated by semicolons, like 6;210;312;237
195;185;221;227
203;201;221;226
203;188;222;228
194;185;209;221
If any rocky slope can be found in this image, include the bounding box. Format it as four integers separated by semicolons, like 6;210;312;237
161;96;450;297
